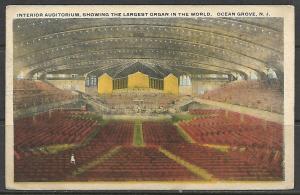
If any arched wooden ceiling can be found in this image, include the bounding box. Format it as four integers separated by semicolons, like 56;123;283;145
13;18;283;79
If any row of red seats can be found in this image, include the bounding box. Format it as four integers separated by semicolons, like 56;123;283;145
227;146;283;176
14;111;97;149
142;121;186;145
77;146;199;181
181;110;283;149
15;144;114;181
94;121;134;144
163;144;282;180
15;121;135;181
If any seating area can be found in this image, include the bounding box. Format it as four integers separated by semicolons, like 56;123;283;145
14;108;284;182
15;151;77;181
77;146;199;181
143;121;186;145
14;110;97;149
163;144;282;180
14;120;134;181
179;110;283;149
15;143;114;181
201;80;283;113
92;121;134;145
177;109;283;179
227;146;283;177
14;80;76;110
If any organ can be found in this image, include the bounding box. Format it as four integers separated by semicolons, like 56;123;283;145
97;71;179;96
97;73;113;94
128;71;149;89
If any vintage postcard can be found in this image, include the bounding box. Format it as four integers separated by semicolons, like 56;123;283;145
5;5;294;190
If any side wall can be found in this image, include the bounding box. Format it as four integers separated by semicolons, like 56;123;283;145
47;79;86;93
85;86;98;96
191;79;228;95
179;86;192;96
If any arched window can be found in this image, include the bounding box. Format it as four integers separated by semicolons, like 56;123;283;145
179;76;183;85
86;75;97;87
267;68;278;79
183;75;187;85
187;76;191;85
236;74;242;80
249;72;258;80
180;75;192;86
85;77;90;86
91;75;97;86
32;73;38;80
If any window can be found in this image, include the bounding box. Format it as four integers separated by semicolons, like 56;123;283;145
249;72;258;80
86;75;97;87
180;75;191;86
267;69;278;79
85;78;90;86
91;76;97;86
149;77;163;90
113;77;128;89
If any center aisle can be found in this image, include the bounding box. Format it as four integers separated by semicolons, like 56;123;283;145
133;121;144;147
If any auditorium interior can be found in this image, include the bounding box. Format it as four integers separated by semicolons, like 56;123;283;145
13;18;284;182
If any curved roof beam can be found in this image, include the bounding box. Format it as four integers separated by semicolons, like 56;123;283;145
15;37;278;69
25;57;254;78
15;35;281;65
223;18;283;32
14;24;282;53
19;48;267;74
